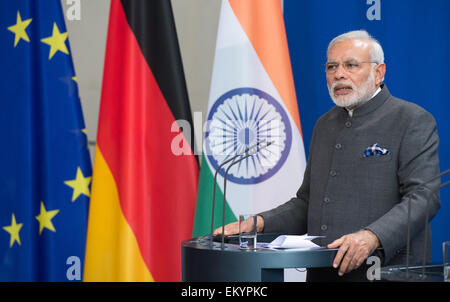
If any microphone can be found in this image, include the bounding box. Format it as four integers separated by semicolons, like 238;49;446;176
220;141;274;249
405;169;450;279
208;140;266;247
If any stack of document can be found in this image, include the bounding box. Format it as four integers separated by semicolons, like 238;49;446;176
258;235;324;250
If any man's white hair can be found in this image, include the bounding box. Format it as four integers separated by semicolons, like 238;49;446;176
327;30;384;64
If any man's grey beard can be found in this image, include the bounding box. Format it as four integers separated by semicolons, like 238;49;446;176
328;69;377;109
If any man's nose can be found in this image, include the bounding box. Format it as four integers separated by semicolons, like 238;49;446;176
334;64;347;80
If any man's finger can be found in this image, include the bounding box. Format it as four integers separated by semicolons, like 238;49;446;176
226;223;240;236
213;221;240;236
213;225;223;236
332;242;349;269
342;245;371;274
213;224;228;236
345;254;361;273
327;236;344;249
338;246;355;275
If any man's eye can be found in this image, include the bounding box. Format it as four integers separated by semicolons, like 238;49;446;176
327;64;338;70
345;63;359;69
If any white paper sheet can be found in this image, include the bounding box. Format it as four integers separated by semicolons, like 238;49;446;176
265;235;324;249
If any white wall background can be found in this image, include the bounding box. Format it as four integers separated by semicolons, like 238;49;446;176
62;0;304;282
61;0;222;161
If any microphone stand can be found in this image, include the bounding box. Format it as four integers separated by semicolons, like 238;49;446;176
405;169;450;279
220;141;273;249
208;140;265;247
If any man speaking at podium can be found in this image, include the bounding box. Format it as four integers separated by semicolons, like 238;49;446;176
215;30;441;281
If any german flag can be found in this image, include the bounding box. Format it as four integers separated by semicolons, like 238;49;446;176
84;0;199;282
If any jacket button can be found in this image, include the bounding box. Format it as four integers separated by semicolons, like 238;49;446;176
321;224;328;231
345;121;352;128
323;197;330;204
329;170;337;177
335;143;342;150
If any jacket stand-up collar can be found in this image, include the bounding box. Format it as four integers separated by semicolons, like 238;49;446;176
344;84;391;118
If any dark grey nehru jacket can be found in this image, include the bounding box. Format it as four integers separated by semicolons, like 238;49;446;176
259;85;440;266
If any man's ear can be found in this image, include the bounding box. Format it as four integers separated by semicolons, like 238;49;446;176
374;63;386;86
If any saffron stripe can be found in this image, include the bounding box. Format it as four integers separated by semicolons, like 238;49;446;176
228;0;303;136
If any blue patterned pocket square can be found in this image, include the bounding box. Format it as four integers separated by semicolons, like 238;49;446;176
363;143;390;157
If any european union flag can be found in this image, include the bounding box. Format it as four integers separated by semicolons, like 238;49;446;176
0;1;91;281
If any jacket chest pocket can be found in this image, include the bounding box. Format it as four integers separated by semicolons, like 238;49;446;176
359;153;392;164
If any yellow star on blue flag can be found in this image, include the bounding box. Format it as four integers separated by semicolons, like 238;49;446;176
35;202;60;235
2;214;23;247
7;11;32;47
41;22;69;59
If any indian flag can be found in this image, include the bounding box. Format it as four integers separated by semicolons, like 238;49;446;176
193;0;306;236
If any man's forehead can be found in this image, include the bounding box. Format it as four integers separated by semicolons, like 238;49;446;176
328;39;371;61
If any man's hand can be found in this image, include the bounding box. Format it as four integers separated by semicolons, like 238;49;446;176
213;215;264;236
327;230;380;276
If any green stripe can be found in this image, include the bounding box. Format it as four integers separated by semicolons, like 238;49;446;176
192;155;237;237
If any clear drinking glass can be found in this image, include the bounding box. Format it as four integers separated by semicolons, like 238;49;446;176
444;241;450;282
239;214;257;250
